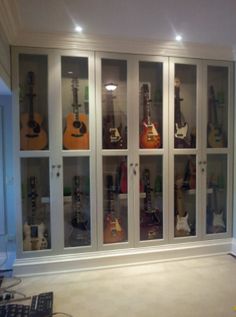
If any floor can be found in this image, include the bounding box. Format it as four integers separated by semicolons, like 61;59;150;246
2;254;236;317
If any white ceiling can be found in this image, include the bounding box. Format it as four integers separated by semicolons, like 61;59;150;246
7;0;236;48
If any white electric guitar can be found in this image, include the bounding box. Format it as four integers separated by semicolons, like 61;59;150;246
175;176;191;235
23;176;48;251
212;183;225;233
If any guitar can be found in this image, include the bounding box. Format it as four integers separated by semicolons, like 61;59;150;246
140;169;161;240
207;86;224;148
103;175;125;243
63;78;89;149
103;88;125;149
23;176;48;251
182;157;196;190
69;176;90;246
209;178;225;233
140;84;161;148
174;78;188;148
117;158;127;194
20;71;48;150
175;175;191;236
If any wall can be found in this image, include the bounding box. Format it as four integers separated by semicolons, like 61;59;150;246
0;23;10;90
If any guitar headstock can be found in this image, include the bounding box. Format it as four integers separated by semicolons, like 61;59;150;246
27;71;35;87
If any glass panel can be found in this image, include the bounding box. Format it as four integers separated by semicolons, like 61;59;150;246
174;155;196;237
102;59;127;149
103;156;128;244
174;64;197;149
19;54;48;151
139;62;163;149
63;157;91;247
207;66;228;148
61;56;89;150
21;158;50;251
206;154;227;234
140;156;163;241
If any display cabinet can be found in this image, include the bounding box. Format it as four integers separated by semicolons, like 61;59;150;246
12;46;233;273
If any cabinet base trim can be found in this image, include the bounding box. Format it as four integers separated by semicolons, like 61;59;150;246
231;238;236;256
13;238;232;276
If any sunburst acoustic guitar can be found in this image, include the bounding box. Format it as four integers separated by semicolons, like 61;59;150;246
20;71;48;150
63;78;89;150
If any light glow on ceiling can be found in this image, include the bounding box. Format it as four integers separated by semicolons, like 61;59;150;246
75;25;83;33
175;34;182;42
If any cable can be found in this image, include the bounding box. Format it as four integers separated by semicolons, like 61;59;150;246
49;313;73;317
0;277;22;291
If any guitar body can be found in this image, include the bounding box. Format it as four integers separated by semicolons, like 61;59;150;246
103;214;125;243
140;121;161;149
208;123;224;148
20;112;47;150
23;222;48;251
63;112;89;149
103;123;124;149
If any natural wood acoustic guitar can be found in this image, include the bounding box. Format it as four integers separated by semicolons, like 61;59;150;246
63;78;89;149
20;71;48;150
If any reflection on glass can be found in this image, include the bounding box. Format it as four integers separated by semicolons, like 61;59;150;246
19;54;48;151
207;66;228;148
174;155;196;237
174;64;197;149
63;157;90;247
62;56;89;150
139;61;163;149
140;156;163;241
21;158;50;251
102;59;127;149
103;156;128;243
206;155;227;234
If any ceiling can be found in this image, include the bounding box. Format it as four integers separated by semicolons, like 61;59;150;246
2;0;236;48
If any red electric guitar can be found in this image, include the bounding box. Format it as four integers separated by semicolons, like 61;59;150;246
140;84;161;149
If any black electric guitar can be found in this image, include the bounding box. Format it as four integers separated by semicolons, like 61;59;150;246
103;175;125;243
140;169;161;240
69;176;90;246
174;78;188;148
23;176;48;251
103;88;125;149
208;86;224;148
20;71;48;150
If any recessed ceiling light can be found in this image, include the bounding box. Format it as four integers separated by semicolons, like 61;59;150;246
175;35;182;42
75;25;83;33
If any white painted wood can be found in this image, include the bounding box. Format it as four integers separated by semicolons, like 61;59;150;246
13;238;233;276
0;107;6;235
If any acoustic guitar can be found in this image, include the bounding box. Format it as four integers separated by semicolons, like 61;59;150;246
63;78;89;149
23;176;48;251
140;169;161;240
103;88;125;149
69;176;90;246
140;84;161;148
103;175;125;243
174;78;189;148
20;71;48;150
207;86;224;148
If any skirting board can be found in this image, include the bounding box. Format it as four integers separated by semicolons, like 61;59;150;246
13;238;232;277
231;238;236;256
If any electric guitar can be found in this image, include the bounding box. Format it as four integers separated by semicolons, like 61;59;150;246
140;84;161;148
23;176;48;251
210;180;225;233
174;78;188;148
20;71;48;150
69;176;90;246
175;175;191;236
103;88;125;149
63;78;89;149
140;169;161;240
182;157;196;190
104;175;125;243
208;86;224;148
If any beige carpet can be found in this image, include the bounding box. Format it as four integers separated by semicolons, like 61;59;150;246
3;254;236;317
